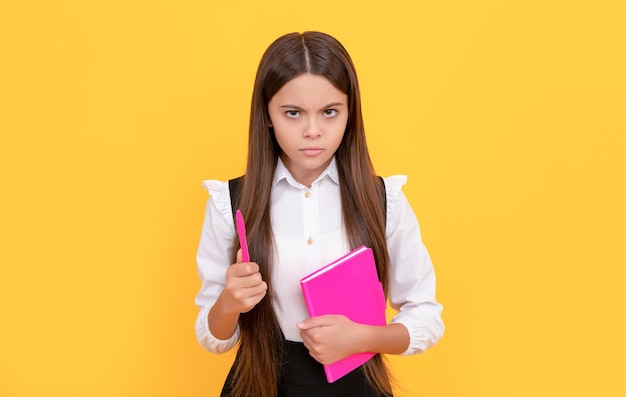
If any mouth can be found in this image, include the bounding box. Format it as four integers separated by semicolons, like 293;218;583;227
300;147;324;156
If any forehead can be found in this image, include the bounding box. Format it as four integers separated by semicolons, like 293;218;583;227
270;73;347;107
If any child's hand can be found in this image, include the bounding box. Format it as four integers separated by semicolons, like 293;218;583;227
220;249;267;314
297;315;364;365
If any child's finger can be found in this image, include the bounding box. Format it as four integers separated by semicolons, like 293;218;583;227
228;261;260;277
297;315;334;330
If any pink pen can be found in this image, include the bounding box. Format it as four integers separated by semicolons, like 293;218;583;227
235;209;250;262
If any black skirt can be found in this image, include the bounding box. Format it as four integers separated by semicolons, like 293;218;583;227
220;340;388;397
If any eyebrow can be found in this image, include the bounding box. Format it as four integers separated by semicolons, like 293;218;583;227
279;102;345;110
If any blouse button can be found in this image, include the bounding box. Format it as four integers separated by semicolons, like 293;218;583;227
307;238;313;245
305;191;310;198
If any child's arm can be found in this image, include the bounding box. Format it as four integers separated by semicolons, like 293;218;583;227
385;185;445;355
195;180;264;353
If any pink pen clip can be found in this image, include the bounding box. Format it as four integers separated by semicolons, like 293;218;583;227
235;209;250;262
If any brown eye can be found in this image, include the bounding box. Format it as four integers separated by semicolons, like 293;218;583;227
323;109;338;117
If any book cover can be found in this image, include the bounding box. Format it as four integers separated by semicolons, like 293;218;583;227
299;245;387;383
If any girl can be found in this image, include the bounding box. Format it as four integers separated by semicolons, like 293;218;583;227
195;31;444;397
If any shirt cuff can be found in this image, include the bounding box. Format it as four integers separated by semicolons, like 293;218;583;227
390;309;445;356
195;305;240;354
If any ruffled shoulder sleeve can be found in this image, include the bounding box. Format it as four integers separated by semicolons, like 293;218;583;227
382;175;408;221
202;179;233;227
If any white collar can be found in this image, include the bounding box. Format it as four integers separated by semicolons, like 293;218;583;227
273;157;339;188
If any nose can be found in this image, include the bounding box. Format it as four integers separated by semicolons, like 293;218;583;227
304;116;322;139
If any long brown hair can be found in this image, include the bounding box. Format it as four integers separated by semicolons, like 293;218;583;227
229;31;393;397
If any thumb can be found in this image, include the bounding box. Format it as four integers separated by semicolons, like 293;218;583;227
297;317;325;330
236;248;243;263
297;319;310;330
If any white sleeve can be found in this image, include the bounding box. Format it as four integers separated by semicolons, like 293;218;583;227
384;176;445;355
194;180;240;354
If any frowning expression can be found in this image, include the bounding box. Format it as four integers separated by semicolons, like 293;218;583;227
268;73;348;187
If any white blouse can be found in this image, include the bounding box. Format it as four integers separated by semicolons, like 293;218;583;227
195;158;444;355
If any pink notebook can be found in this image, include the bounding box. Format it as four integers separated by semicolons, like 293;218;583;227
300;245;387;383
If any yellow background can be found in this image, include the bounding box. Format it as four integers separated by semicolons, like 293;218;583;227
1;0;625;396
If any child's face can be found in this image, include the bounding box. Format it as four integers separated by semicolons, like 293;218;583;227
268;73;348;187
